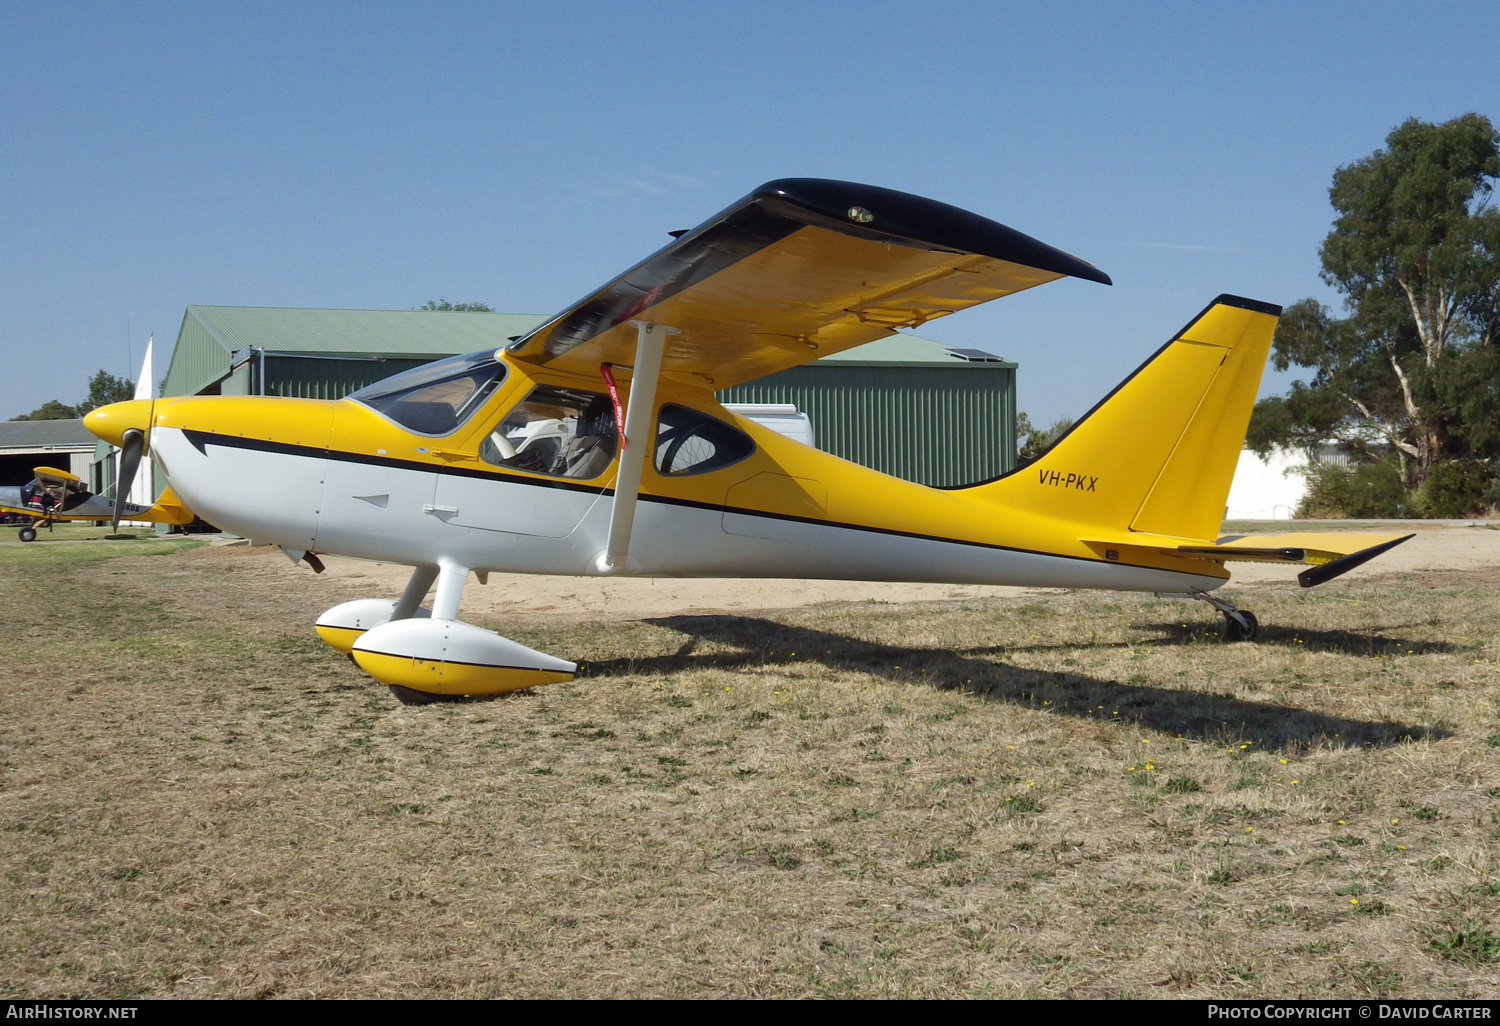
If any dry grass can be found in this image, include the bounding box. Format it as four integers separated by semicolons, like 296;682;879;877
2;539;1498;998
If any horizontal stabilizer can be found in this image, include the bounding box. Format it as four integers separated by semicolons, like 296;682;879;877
1294;534;1414;588
1175;544;1307;561
1082;532;1414;586
146;486;197;526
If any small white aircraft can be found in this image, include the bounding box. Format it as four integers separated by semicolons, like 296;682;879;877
85;179;1411;703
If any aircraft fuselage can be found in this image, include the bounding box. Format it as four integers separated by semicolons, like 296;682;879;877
0;486;153;523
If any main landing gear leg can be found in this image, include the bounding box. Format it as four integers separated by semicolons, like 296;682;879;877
382;560;471;706
1191;591;1259;642
431;559;468;621
392;565;439;621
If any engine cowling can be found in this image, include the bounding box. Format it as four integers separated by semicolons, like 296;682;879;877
351;618;576;696
315;598;432;655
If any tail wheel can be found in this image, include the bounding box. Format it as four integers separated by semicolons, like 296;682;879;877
18;526;36;542
1224;611;1259;642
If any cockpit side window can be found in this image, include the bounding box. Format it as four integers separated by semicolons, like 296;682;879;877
653;405;755;476
348;350;507;436
479;385;618;480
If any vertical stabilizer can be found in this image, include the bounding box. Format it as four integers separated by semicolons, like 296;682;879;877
972;296;1280;542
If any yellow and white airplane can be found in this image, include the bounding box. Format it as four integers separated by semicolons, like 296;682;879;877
83;179;1411;703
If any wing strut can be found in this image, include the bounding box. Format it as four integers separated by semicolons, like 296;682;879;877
594;320;677;574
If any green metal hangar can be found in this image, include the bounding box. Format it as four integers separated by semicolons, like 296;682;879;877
718;334;1016;487
162;306;1019;486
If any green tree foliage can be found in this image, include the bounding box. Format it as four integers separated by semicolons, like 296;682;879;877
419;299;495;312
1415;458;1493;517
12;369;134;421
1016;411;1074;465
76;370;134;416
13;399;77;421
1248;114;1500;504
1295;455;1491;519
1296;459;1411;519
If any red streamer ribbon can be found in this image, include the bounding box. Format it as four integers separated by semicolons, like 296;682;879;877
600;364;627;449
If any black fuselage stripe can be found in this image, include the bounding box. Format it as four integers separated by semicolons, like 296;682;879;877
180;429;1215;578
184;429;608;495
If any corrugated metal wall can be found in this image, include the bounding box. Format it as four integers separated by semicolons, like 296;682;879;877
264;357;430;399
719;364;1015;487
221;365;251;396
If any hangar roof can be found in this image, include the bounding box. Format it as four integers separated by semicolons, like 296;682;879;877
185;306;548;358
177;306;1004;363
0;419;95;451
164;306;548;397
816;333;1015;367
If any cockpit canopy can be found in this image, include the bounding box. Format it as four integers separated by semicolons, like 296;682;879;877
348;349;508;436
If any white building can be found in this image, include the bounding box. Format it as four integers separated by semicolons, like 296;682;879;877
1225;446;1312;521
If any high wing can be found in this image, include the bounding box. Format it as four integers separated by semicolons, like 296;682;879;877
34;466;81;487
506;178;1110;389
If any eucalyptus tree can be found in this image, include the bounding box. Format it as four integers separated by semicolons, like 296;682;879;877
1249;113;1500;488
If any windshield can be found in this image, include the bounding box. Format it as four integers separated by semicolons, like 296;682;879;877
348;350;507;435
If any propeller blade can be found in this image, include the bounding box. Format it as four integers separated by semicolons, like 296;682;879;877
113;428;145;534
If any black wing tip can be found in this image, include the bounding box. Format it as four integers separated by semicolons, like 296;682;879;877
1297;533;1415;589
747;178;1111;286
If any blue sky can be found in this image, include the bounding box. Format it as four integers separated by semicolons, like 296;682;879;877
2;1;1496;424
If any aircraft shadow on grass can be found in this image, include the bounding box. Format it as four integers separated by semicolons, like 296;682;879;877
571;614;1448;750
967;621;1464;658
